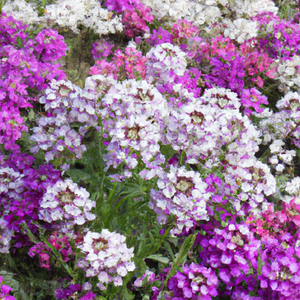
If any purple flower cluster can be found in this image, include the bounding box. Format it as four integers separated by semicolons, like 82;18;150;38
0;13;67;150
91;39;114;60
55;281;96;300
105;0;154;37
196;222;261;297
166;263;218;300
0;151;61;250
0;276;15;300
253;12;300;58
259;239;300;299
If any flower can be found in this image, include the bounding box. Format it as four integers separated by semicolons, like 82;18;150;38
78;229;135;288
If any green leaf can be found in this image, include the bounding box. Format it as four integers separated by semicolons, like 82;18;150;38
0;271;30;300
66;169;92;182
28;109;35;121
179;150;185;166
43;240;73;277
257;246;262;276
16;36;24;48
146;254;169;264
21;223;40;244
164;233;197;286
120;284;135;300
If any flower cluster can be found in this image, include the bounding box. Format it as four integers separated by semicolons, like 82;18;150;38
0;275;15;300
78;229;135;289
165;263;218;300
3;0;300;299
150;165;210;234
90;42;148;81
0;13;67;150
0;219;13;254
28;231;74;269
30;79;98;165
45;0;123;36
39;178;96;228
0;151;62;250
260;91;300;148
254;12;300;58
101;79;169;172
197;222;261;297
106;0;154;37
2;0;40;26
145;43;187;84
223;18;258;44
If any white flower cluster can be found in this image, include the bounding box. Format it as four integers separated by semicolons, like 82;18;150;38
223;18;258;44
0;167;23;196
30;79;100;164
184;0;225;27
166;87;255;165
286;177;300;197
150;165;210;235
268;139;296;173
78;229;135;290
140;0;190;24
39;179;96;227
145;43;187;84
84;75;118;110
225;160;277;212
4;0;123;36
140;0;276;28
0;219;13;254
274;56;300;94
101;79;169;171
260;92;300;145
44;0;123;35
277;91;300;112
3;0;40;25
230;0;278;18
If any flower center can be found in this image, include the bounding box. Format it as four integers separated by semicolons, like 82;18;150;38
126;126;140;140
175;177;194;195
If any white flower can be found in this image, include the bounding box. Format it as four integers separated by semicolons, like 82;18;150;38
286;177;300;196
276;164;285;173
270;140;285;154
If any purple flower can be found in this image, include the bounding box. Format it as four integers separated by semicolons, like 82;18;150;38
79;291;97;300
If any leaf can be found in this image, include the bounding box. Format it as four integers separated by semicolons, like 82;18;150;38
0;271;30;300
164;233;197;286
179;150;186;166
120;285;135;300
257;246;262;276
66;169;92;183
146;254;169;264
43;240;73;277
16;36;24;48
21;223;40;244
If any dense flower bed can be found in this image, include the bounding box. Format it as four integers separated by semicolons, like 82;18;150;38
1;0;300;299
